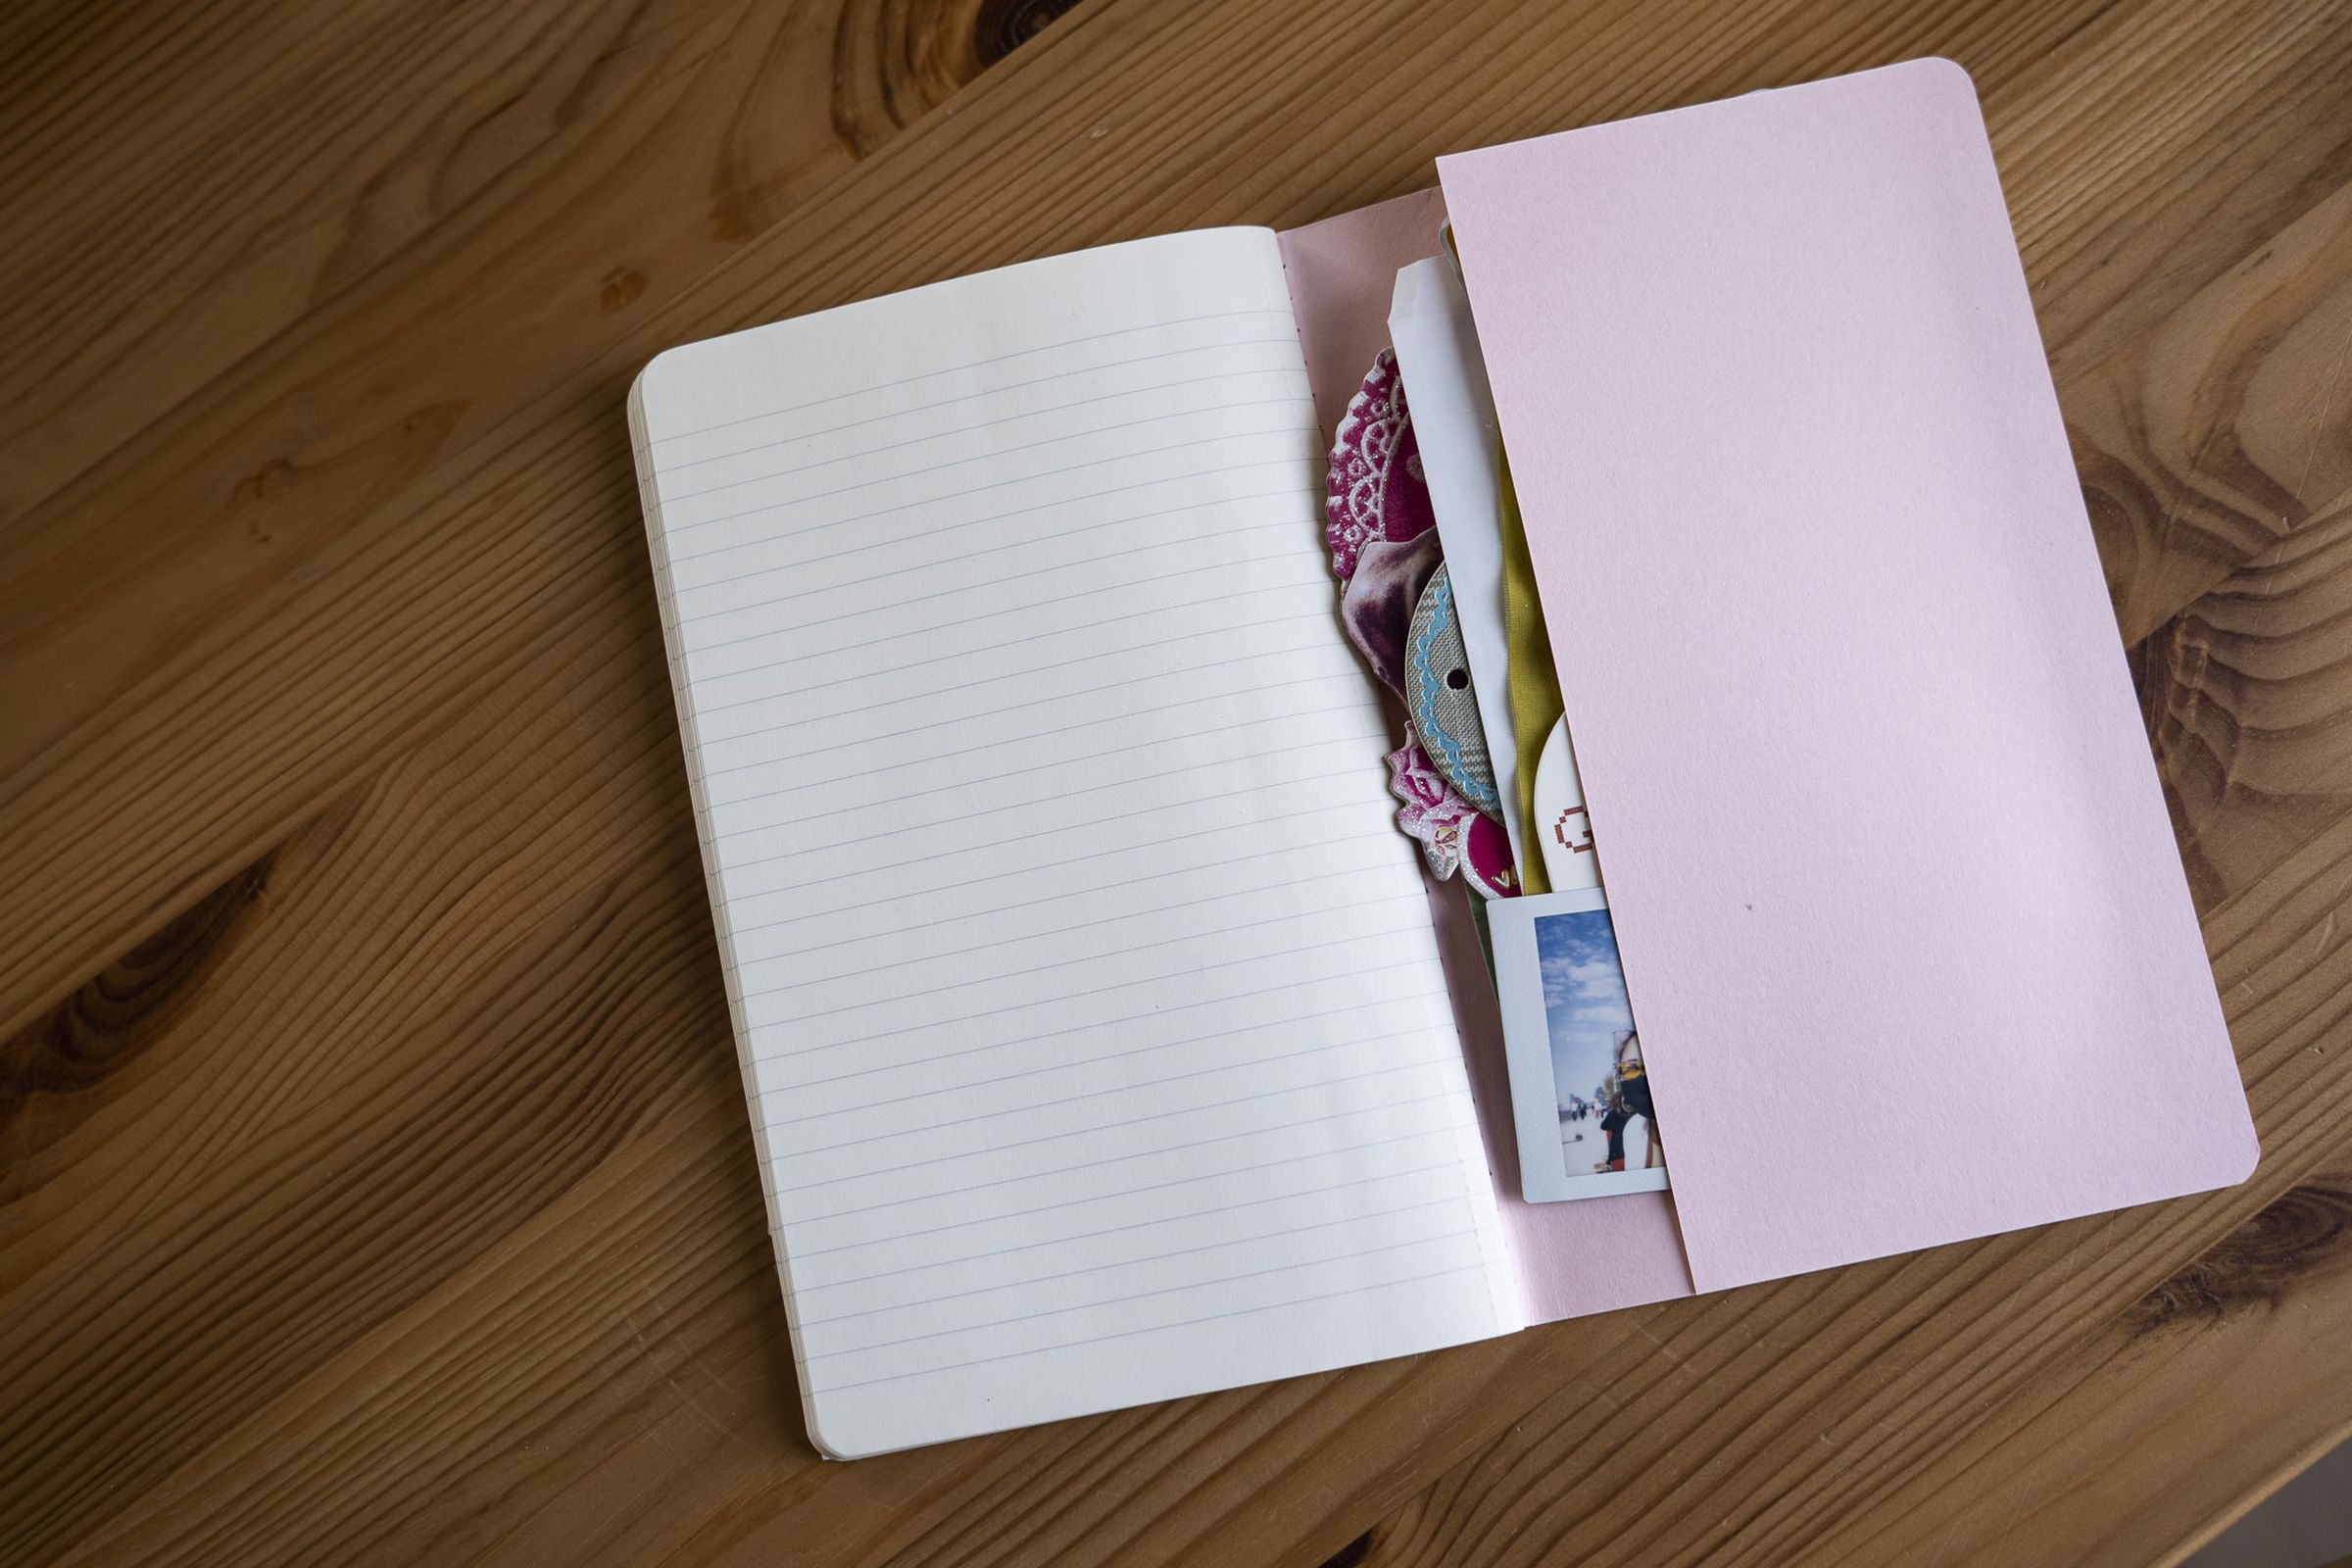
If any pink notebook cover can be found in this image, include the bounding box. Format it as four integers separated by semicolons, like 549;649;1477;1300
1439;59;2256;1294
1282;58;2256;1308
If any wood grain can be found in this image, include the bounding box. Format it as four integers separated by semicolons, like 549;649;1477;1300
4;0;2351;1564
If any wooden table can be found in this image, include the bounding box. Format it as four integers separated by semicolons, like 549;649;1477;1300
6;1;2350;1563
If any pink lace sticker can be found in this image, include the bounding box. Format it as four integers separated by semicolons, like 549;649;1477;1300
1388;732;1518;899
1327;349;1517;899
1324;349;1435;578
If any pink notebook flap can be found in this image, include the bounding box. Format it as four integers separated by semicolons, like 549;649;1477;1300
1438;60;2258;1294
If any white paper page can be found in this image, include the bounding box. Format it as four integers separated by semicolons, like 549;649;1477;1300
1388;259;1523;873
628;228;1518;1458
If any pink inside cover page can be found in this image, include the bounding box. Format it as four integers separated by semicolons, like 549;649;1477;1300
1437;60;2257;1294
1279;190;1696;1325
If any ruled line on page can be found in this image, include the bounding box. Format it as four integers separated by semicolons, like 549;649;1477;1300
775;1047;1464;1168
669;498;1316;619
660;422;1316;543
653;340;1305;479
788;1154;1471;1291
686;603;1347;754
663;456;1321;577
706;719;1391;846
679;579;1332;726
698;683;1358;818
708;757;1376;882
739;967;1455;1128
686;696;1373;851
792;1195;1473;1330
691;639;1364;804
801;1263;1496;1396
666;485;1308;607
640;307;1298;447
761;991;1452;1129
672;517;1323;653
710;778;1385;926
770;1049;1464;1226
760;974;1452;1099
783;1121;1475;1266
735;887;1428;1006
738;912;1440;1035
672;549;1325;664
724;817;1401;987
766;1075;1473;1247
659;375;1307;505
739;823;1398;968
763;1003;1447;1130
791;1192;1485;1343
716;799;1344;913
778;1089;1472;1227
719;815;1396;940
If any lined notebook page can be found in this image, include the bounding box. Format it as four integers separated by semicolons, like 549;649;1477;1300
627;228;1516;1458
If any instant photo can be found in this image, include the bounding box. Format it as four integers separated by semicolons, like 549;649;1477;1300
1490;887;1671;1202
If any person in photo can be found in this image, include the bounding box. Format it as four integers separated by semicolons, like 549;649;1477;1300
1593;1030;1663;1173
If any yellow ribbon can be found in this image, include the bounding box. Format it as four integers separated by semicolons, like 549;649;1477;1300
1497;448;1563;895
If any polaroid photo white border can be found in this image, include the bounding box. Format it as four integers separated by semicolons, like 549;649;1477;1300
1488;886;1672;1203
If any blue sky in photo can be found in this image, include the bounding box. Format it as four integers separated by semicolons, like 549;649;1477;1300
1535;908;1636;1114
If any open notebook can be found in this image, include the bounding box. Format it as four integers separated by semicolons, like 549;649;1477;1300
626;61;2257;1458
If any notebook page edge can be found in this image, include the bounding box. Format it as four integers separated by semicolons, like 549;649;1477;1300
627;378;835;1452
